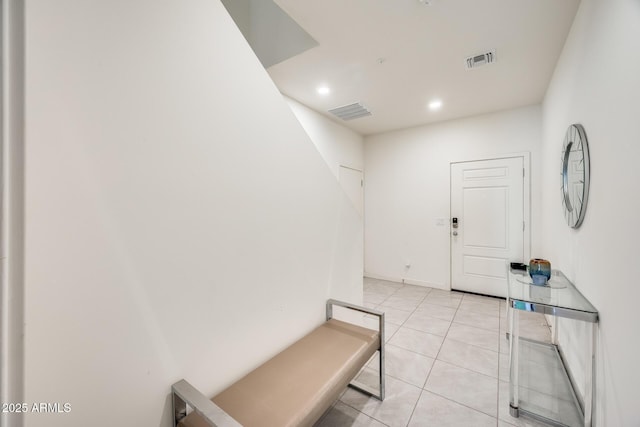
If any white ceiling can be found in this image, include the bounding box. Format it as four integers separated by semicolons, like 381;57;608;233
267;0;581;135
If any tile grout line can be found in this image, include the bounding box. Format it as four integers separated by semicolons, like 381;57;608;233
352;284;428;425
368;285;512;425
423;297;500;420
356;281;436;426
427;298;458;379
365;281;515;425
432;302;503;380
428;358;501;382
334;397;392;427
364;281;476;425
383;342;438;360
444;333;501;354
404;388;425;427
368;280;517;426
418;388;501;423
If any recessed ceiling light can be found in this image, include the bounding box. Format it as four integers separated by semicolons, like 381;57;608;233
317;86;330;95
428;99;443;111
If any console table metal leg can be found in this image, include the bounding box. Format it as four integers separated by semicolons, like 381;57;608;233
508;304;520;417
584;322;595;427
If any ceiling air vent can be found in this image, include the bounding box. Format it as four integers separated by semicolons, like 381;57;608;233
465;50;496;70
328;102;372;121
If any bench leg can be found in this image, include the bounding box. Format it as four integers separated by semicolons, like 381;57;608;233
366;311;385;400
173;389;187;427
326;299;385;401
378;314;385;401
171;379;242;427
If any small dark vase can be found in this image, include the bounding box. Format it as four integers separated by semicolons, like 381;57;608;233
529;259;551;285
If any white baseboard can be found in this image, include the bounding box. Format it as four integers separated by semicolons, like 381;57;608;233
364;272;400;283
404;277;449;291
364;272;450;291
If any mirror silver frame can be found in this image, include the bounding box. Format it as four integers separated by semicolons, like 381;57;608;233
561;124;590;228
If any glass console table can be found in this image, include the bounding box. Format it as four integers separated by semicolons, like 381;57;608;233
507;267;598;427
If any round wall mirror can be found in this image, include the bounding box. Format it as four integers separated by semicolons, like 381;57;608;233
561;124;590;228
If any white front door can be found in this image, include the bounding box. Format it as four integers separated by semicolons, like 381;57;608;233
450;157;525;298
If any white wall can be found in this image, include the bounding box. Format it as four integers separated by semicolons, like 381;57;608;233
364;105;541;288
285;97;365;296
541;0;640;424
22;1;362;426
1;2;26;427
285;96;364;178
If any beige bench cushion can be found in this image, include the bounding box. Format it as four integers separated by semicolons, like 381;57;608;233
179;318;379;427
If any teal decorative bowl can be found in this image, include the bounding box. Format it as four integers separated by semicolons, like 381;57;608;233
529;258;551;285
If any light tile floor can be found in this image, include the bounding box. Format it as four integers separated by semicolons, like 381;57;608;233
315;278;554;427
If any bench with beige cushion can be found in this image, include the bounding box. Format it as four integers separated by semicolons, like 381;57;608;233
171;299;385;427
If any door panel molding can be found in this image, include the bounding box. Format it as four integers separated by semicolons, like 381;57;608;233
463;167;509;180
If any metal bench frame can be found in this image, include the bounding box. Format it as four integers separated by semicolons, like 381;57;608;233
325;299;385;401
171;298;385;427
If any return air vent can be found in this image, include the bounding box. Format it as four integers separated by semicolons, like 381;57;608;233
465;50;496;70
328;102;372;121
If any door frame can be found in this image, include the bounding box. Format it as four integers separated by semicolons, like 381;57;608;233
448;152;531;290
338;164;364;216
